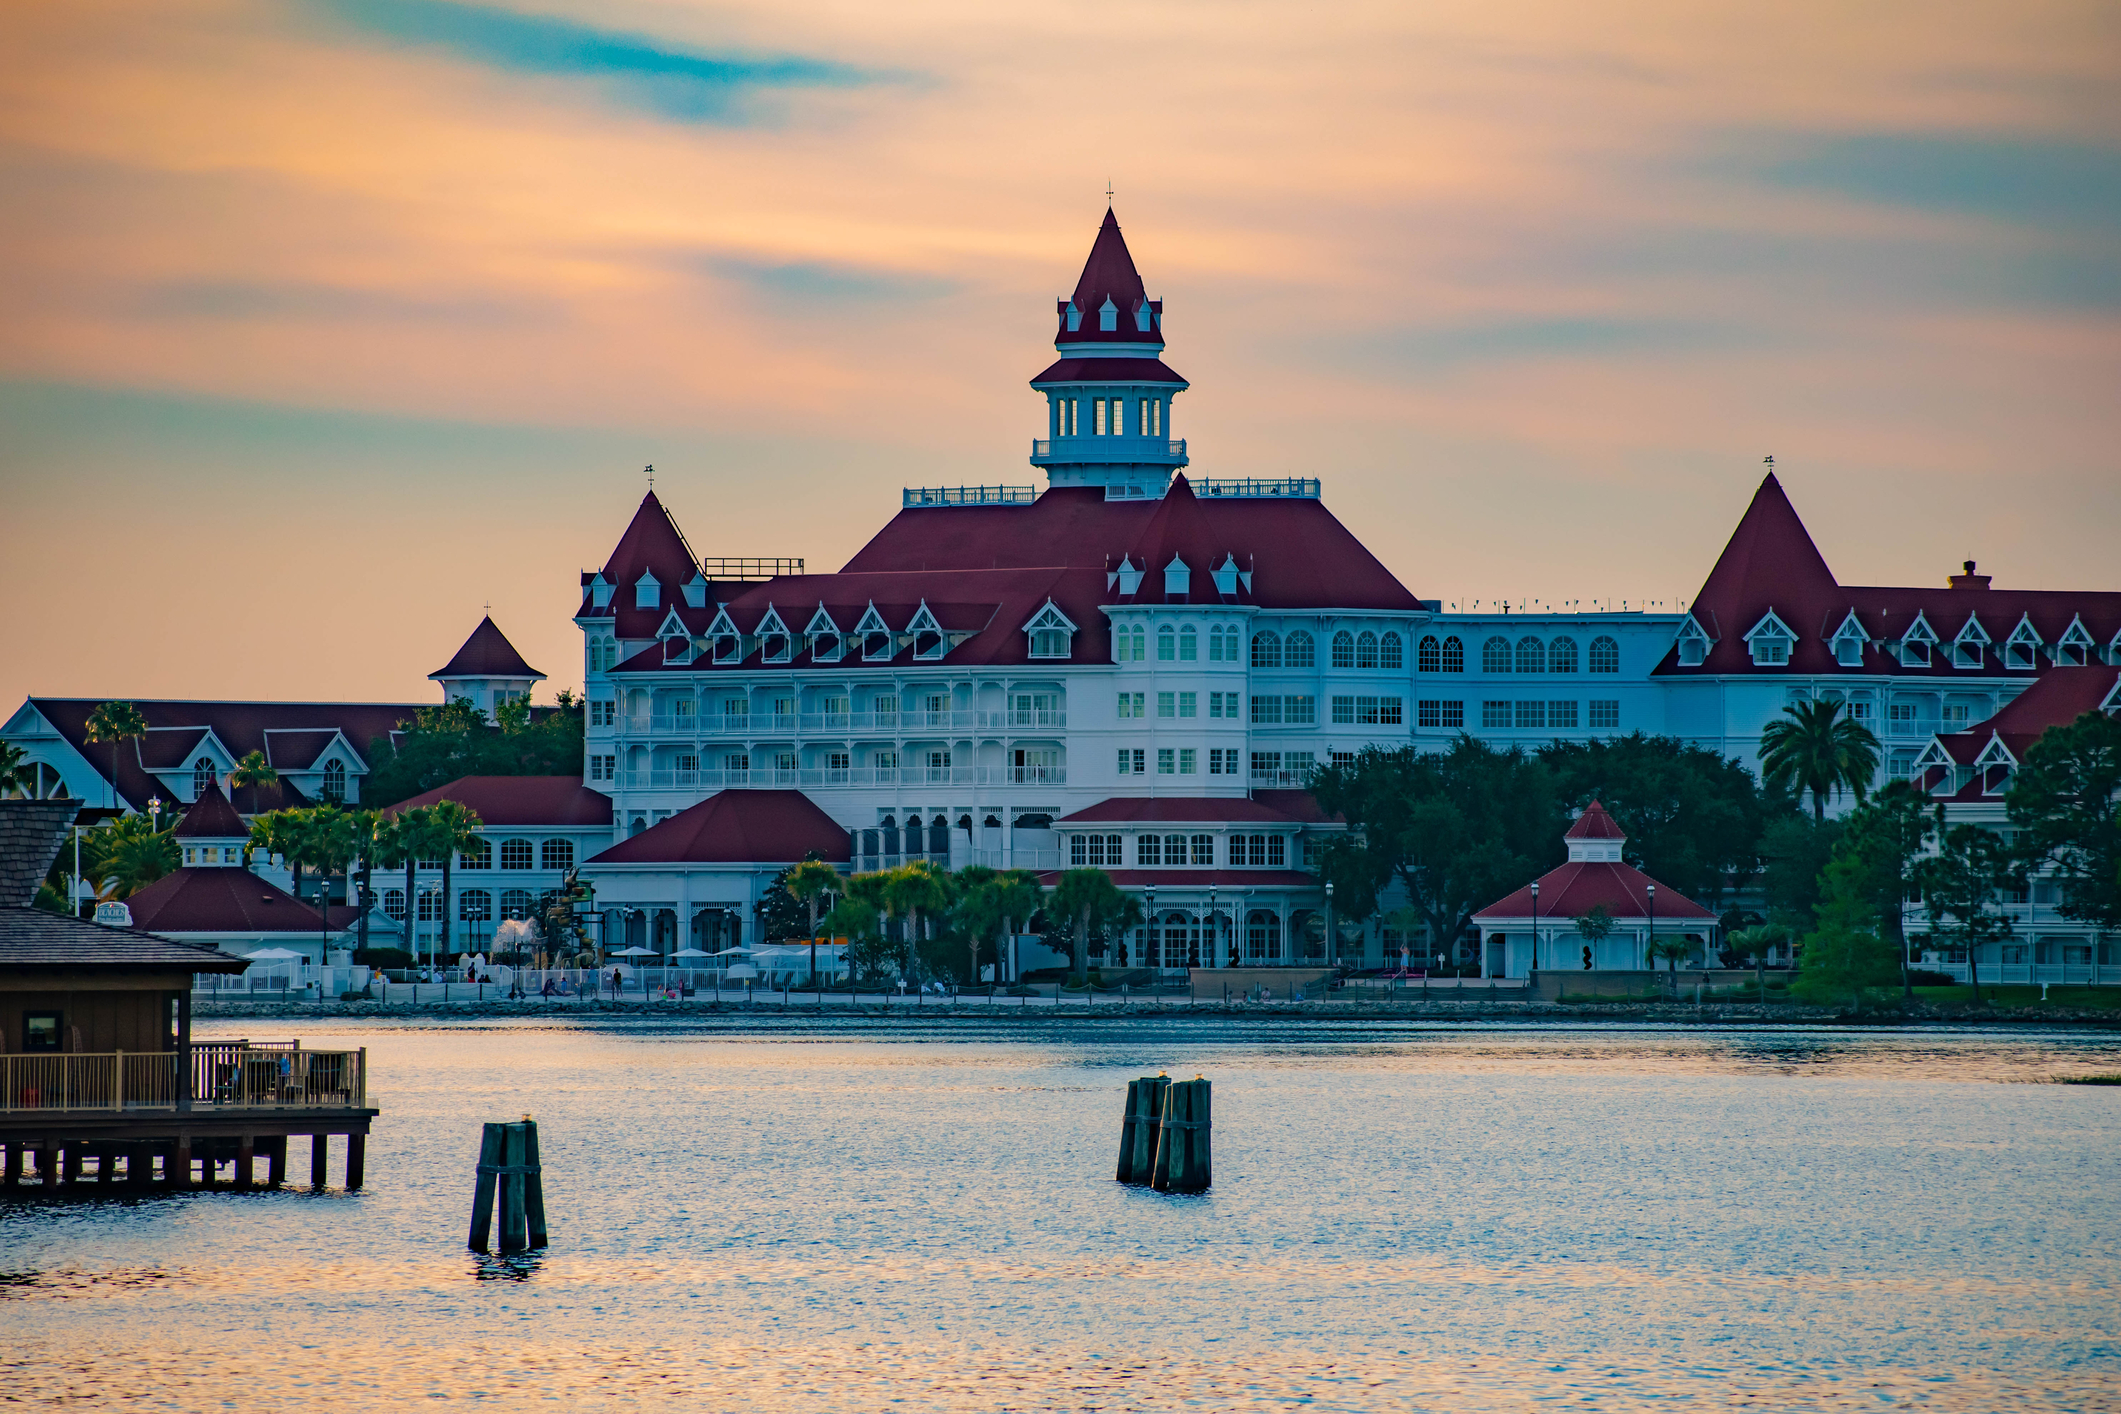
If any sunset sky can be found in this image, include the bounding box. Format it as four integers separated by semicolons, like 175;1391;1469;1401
2;0;2116;710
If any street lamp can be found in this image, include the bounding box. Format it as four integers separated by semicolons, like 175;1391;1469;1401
1206;885;1217;970
1145;884;1156;972
1645;882;1656;970
1529;880;1540;975
1324;879;1336;970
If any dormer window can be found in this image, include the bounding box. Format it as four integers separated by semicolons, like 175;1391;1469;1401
1065;301;1082;332
1099;296;1118;331
1164;555;1190;598
1675;617;1712;667
1113;556;1142;596
1896;612;1938;668
762;634;790;663
1213;554;1239;596
589;574;613;609
683;573;708;609
1743;611;1795;667
1952;615;1989;669
812;632;842;663
1134;302;1152;332
2055;616;2094;667
713;634;740;664
635;572;660;609
192;757;216;800
2004;616;2041;669
320;759;346;804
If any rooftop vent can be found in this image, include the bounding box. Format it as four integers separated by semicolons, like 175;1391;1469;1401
1948;559;1992;591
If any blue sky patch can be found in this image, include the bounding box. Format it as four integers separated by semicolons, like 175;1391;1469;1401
1749;131;2121;231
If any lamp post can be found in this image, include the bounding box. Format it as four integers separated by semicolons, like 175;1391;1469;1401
1145;884;1156;973
1645;882;1657;976
1324;879;1336;971
1206;884;1217;971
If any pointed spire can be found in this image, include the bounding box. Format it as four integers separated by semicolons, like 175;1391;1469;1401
175;782;247;840
1069;208;1148;314
430;616;545;681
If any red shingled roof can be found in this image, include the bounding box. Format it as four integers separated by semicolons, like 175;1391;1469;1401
1665;473;2121;679
126;867;334;936
1475;860;1714;924
577;491;702;640
383;776;613;827
174;784;247;839
1031;357;1188;386
1054;209;1162;346
1914;666;2120;801
1565;801;1626;840
431;616;545;681
588;790;850;866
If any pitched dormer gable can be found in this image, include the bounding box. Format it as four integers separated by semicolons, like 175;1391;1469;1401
589;572;613;610
1163;554;1191;598
907;601;946;661
2003;613;2043;669
1675;614;1715;667
754;604;791;638
1896;609;1940;667
634;569;660;610
1951;612;1991;669
654;608;690;641
855;602;894;661
1023;599;1077;660
1743;609;1797;667
1829;610;1869;668
754;604;793;663
1111;556;1143;597
2054;614;2096;666
1213;553;1240;596
683;572;708;609
704;605;742;664
802;603;840;636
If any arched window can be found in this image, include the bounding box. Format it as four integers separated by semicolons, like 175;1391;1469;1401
320;759;346;803
1286;630;1316;667
1356;631;1379;669
1331;631;1355;668
417;890;444;922
1115;625;1147;662
500;888;534;921
1442;636;1464;672
192;758;216;800
1418;636;1441;673
1178;625;1197;661
1158;625;1177;661
1245;909;1281;962
381;888;406;921
1482;636;1512;673
1516;637;1545;674
1380;632;1403;670
541;839;575;871
458;838;491;870
499;839;534;870
1589;635;1620;673
457;889;492;923
1549;636;1579;673
1252;631;1283;668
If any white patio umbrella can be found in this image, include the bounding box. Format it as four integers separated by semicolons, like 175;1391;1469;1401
243;947;306;961
613;946;658;958
672;948;713;960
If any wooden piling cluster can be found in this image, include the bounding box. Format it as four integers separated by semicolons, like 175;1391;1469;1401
468;1119;548;1255
1115;1073;1211;1192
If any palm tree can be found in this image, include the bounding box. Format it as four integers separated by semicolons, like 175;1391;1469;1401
228;749;279;805
344;808;387;957
84;700;150;810
784;858;843;984
82;813;179;900
248;808;306;894
0;740;34;798
424;799;484;964
884;861;952;984
1648;935;1693;993
1052;867;1126;983
1760;699;1882;821
1729;922;1784;1002
302;806;362;953
389;805;431;961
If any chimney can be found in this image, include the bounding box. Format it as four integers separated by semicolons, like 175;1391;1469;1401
1948;559;1992;591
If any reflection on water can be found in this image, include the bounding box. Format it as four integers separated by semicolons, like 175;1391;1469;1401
5;1021;2119;1411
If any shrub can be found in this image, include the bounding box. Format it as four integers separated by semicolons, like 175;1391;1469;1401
1907;968;1958;988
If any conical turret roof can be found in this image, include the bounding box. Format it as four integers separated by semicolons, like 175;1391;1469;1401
430;615;544;681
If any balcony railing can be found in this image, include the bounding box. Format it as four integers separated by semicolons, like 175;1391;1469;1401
1249;768;1318;788
615;709;1066;738
0;1043;366;1113
1030;436;1187;464
618;765;1067;792
902;485;1038;507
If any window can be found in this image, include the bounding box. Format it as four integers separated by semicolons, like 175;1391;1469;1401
1209;748;1238;775
316;759;346;804
1418;636;1441;673
498;839;533;870
1252;695;1281;725
1069;833;1124;866
874;749;897;771
1158;691;1176;718
724;752;751;773
1417;700;1465;728
542;840;574;871
813;632;842;662
1250;695;1315;724
1138;834;1162;866
1549;700;1579;729
459;889;493;923
1251;751;1281;777
1548;637;1578;674
1117;748;1147;775
1442;635;1465;672
1754;636;1792;666
1252;631;1283;668
1380;632;1402;670
1158;625;1177;661
458;838;492;870
1515;701;1546;729
192;758;216;799
1836;633;1865;668
1030;628;1069;658
1515;637;1545;674
1117;625;1147;662
635;574;659;609
1179;626;1197;661
1178;748;1197;774
1333;696;1404;726
1356;631;1379;669
1588;700;1619;729
1118;691;1146;718
1481;701;1511;728
1589;635;1619;673
1230;835;1288;868
1179;692;1197;717
1094;399;1108;435
381;888;406;921
1158;748;1175;775
1332;631;1355;668
500;889;534;921
1482;637;1512;673
590;699;615;727
589;754;615;783
1209;625;1237;661
1189;835;1214;865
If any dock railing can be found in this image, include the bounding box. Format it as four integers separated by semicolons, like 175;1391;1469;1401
1;1043;366;1113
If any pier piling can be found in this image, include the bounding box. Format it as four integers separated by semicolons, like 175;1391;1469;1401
1115;1074;1170;1184
1149;1077;1213;1193
469;1119;546;1254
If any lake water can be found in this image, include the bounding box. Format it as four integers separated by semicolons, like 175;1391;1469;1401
6;1019;2121;1411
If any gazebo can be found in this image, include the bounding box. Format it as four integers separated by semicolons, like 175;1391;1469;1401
1473;802;1716;978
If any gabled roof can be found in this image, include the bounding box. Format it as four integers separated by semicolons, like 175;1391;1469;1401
0;907;250;972
431;616;545;681
262;728;347;771
1661;473;2121;679
0;800;79;908
24;699;421;811
174;783;248;839
381;776;613;828
124;867;335;937
135;726;216;770
1914;666;2120;801
587;790;850;866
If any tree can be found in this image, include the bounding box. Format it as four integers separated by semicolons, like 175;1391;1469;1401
1761;813;1842;939
827;896;890;983
1833;781;1934;999
361;693;583;808
1310;738;1561;973
84;700;150;809
1728;922;1783;1000
1760;699;1881;821
81;813;178;899
248;809;308;899
1541;733;1768;911
0;740;34;798
228;749;279;793
884;861;952;981
1792;856;1899;1005
1918;824;2019;998
2007;710;2121;946
1574;904;1614;969
1050;867;1129;982
387;805;431;961
423;799;484;963
952;868;1043;983
784;857;842;981
1647;935;1693;977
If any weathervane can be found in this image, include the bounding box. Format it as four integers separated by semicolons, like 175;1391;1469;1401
1763;454;1774;472
644;463;655;489
1106;179;1114;206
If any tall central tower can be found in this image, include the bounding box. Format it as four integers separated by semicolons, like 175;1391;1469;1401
1028;209;1190;499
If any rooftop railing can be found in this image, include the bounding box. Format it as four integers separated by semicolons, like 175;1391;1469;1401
902;485;1038;507
701;558;803;580
1196;477;1320;499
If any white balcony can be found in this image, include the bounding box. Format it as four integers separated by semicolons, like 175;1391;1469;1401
614;708;1065;738
617;765;1068;792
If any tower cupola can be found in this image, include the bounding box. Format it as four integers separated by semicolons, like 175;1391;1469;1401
1029;208;1190;498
